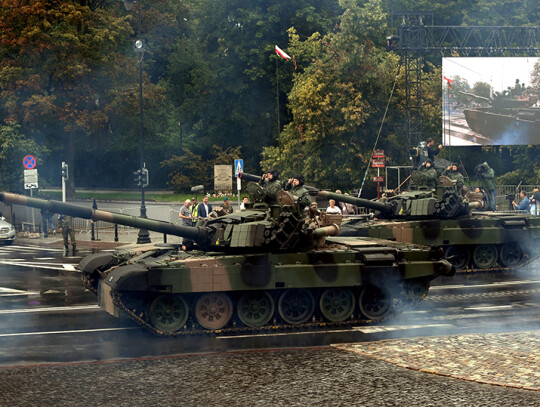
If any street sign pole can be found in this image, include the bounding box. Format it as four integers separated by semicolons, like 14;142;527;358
234;159;243;208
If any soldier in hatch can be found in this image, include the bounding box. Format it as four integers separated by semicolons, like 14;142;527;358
418;159;438;188
283;174;312;209
442;163;465;194
258;169;281;204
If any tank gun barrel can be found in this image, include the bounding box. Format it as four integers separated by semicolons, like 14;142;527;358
0;192;210;243
459;91;491;102
310;190;391;213
237;172;262;183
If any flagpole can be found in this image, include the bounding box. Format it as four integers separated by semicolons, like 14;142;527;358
276;59;280;142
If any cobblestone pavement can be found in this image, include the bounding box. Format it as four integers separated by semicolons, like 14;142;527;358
337;330;540;392
2;347;540;406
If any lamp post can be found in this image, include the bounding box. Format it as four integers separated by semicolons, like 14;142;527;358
124;0;150;243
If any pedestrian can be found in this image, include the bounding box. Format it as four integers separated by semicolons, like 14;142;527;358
240;196;249;210
531;188;540;215
326;199;342;214
198;196;213;220
59;214;76;255
40;207;55;237
512;191;530;213
475;162;496;210
190;197;199;225
222;196;233;214
179;199;193;226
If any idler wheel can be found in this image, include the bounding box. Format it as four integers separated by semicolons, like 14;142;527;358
499;242;524;268
278;288;315;324
402;278;430;304
444;245;470;270
358;285;393;321
319;288;355;322
472;244;498;269
195;293;233;330
148;294;189;333
237;291;274;327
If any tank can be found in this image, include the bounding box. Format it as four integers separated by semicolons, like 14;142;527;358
460;90;540;145
0;190;453;336
324;180;540;272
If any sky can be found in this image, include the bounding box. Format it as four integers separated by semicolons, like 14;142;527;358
442;57;540;92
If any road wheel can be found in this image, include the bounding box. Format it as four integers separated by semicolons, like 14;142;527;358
278;288;315;325
148;294;189;333
472;244;498;269
195;293;233;330
499;242;524;268
237;291;274;327
358;285;393;321
444;245;470;270
319;288;355;322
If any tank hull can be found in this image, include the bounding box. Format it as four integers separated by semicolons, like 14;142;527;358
340;213;540;271
463;108;540;145
83;237;453;336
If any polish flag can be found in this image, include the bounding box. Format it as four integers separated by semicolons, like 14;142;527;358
275;45;291;60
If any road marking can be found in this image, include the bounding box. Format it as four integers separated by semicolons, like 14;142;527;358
0;327;138;338
464;305;514;311
0;260;79;272
0;245;64;252
0;305;100;314
354;323;454;333
431;280;539;290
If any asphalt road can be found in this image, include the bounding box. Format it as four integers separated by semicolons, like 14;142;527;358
1;243;540;405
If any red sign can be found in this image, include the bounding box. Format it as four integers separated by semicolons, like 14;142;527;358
373;150;385;158
372;158;385;168
372;176;384;183
23;155;36;169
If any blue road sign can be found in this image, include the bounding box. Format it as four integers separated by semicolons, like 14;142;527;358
23;155;36;169
234;159;243;176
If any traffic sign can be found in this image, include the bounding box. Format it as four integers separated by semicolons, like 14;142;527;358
373;150;385;158
372;158;385;168
372;176;384;183
234;159;244;176
24;169;38;189
23;155;36;169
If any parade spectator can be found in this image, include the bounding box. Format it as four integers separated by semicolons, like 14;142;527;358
326;199;342;214
179;199;193;226
512;191;530;213
59;215;76;255
240;196;249;210
426;138;443;162
531;188;540;215
198;196;213;219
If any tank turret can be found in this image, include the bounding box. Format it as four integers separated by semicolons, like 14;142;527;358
0;191;338;252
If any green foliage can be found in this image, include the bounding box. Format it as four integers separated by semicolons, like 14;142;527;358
0;122;46;192
161;145;242;192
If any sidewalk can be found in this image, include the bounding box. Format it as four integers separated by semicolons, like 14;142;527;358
14;228;178;250
337;330;540;391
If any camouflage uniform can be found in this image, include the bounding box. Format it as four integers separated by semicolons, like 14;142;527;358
59;215;76;254
258;170;281;204
419;165;438;188
442;167;465;193
283;175;312;209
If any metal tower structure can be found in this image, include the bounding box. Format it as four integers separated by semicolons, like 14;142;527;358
388;11;540;148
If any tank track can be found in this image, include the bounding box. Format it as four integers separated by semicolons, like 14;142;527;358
110;284;426;337
457;253;540;273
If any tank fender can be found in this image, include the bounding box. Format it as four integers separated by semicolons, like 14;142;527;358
105;264;149;291
78;252;119;274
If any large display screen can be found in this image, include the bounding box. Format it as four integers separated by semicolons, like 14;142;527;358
442;57;540;146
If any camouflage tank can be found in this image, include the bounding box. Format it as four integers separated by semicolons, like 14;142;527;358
460;90;540;145
323;177;540;272
0;189;453;336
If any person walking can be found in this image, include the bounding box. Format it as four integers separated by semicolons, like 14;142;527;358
59;215;76;255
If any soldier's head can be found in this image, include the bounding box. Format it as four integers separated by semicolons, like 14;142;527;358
451;163;458;172
425;159;433;168
265;169;279;181
293;175;304;187
223;196;229;205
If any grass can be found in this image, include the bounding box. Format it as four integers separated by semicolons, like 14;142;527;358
42;190;238;203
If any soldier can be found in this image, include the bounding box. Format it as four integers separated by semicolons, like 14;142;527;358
222;196;233;214
442;163;465;194
59;214;76;255
258;169;281;204
283;174;312;209
475;162;496;210
418;159;438;188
